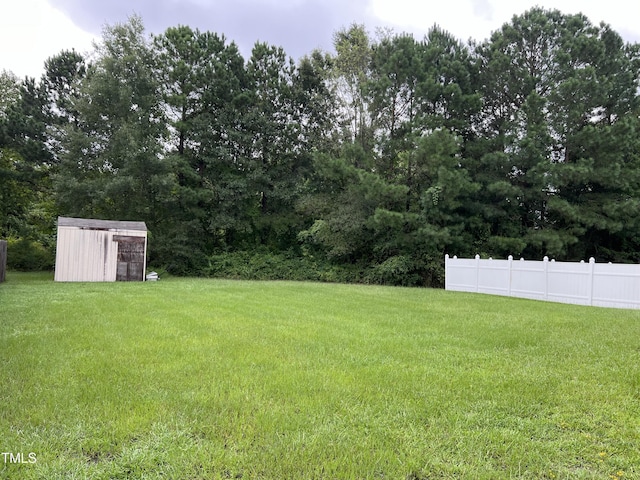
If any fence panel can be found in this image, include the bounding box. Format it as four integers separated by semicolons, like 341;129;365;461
0;240;6;283
547;260;592;306
477;258;510;296
445;255;640;309
592;263;640;309
511;259;546;301
444;256;479;292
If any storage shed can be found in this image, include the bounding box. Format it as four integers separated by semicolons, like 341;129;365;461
54;217;148;282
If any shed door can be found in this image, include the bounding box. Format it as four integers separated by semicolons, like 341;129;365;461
113;236;145;281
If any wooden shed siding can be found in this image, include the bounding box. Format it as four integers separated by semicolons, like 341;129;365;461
0;240;6;283
54;226;147;282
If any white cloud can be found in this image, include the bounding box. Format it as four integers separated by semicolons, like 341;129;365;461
370;0;640;44
0;0;96;79
370;0;500;42
1;0;639;81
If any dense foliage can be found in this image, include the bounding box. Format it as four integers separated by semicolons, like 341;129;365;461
2;8;639;284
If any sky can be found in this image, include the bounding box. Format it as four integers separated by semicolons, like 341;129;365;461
2;0;639;79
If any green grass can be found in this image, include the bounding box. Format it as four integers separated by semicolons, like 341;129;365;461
1;272;639;479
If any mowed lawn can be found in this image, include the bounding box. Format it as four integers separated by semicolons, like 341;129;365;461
1;273;639;479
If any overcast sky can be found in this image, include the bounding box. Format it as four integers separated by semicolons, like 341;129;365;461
2;0;640;79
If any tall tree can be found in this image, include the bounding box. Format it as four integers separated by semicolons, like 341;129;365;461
331;24;375;155
0;70;55;243
152;25;249;267
43;50;87;126
472;8;640;260
55;16;174;261
244;42;320;249
369;32;421;179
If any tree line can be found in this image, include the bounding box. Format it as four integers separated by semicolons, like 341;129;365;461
2;8;639;286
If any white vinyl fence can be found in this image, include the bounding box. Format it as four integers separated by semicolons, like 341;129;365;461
445;255;640;309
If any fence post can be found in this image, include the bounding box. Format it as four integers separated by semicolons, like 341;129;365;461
475;254;480;293
543;256;549;301
588;257;595;306
507;255;513;297
444;254;449;290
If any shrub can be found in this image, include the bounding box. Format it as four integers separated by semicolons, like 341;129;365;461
366;255;419;286
204;251;366;283
7;238;55;271
363;254;446;288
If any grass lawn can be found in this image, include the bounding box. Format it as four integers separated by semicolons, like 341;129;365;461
1;272;639;479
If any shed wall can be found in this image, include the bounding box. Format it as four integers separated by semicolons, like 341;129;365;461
54;226;147;282
0;240;6;283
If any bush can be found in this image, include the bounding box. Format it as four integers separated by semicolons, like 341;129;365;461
7;238;55;271
366;255;420;286
363;254;446;288
203;251;447;287
204;251;365;283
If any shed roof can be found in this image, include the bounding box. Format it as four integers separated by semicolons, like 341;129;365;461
57;216;147;232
